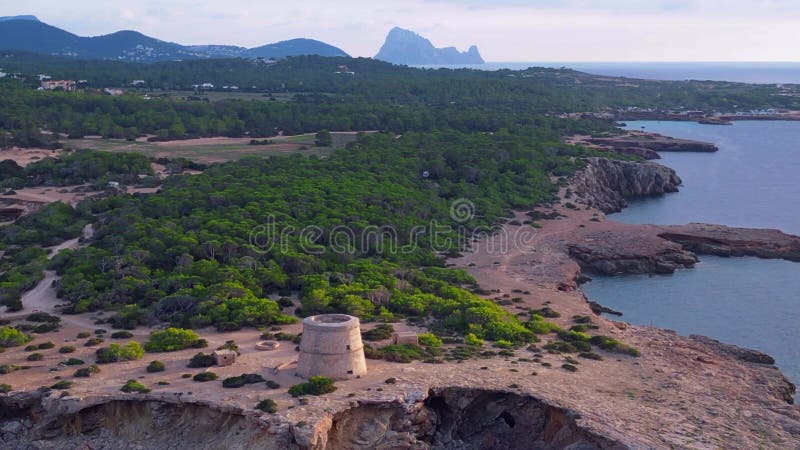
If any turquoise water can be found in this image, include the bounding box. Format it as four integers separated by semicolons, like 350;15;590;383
582;120;800;387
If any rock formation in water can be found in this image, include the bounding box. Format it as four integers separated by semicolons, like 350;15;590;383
571;157;682;213
375;27;485;65
586;135;718;153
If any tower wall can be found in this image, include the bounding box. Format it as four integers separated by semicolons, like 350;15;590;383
296;314;367;380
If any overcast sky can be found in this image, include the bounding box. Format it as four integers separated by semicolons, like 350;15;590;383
4;0;800;61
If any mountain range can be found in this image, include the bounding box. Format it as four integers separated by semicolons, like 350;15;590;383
375;27;484;65
0;16;348;62
0;17;486;65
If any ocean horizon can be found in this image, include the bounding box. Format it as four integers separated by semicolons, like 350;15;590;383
415;61;800;84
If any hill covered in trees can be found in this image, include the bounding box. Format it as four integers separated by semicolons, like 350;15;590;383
0;53;796;343
0;19;348;62
1;53;797;149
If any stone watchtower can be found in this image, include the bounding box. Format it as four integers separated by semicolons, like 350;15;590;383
296;314;367;380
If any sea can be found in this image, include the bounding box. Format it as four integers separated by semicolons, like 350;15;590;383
581;120;800;390
419;61;800;388
416;62;800;84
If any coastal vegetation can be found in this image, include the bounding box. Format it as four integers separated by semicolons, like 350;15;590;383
143;328;206;352
120;379;150;393
95;342;145;363
0;54;660;357
0;326;32;347
288;376;337;397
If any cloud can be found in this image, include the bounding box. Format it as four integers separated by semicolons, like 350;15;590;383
4;0;800;61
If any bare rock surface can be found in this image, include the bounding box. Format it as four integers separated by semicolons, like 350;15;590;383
571;157;682;213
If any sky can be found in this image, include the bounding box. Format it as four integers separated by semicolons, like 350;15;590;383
3;0;800;61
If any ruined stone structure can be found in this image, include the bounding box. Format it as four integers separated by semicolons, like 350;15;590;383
391;331;419;346
213;349;236;367
296;314;367;380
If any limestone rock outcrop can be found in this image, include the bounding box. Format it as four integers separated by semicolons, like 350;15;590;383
572;157;682;213
0;388;626;449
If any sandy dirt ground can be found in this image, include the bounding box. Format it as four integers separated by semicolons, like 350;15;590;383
61;132;369;164
0;148;61;167
0;173;798;447
1;202;798;447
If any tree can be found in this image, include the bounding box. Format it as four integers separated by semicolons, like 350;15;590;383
144;328;204;352
314;130;333;147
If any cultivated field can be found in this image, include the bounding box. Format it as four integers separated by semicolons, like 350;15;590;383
62;132;363;163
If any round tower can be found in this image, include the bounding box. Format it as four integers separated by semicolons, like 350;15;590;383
296;314;367;380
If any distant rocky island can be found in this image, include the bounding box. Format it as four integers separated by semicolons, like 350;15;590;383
375;27;484;65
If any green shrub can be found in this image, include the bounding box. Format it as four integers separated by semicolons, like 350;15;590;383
0;383;11;393
589;336;641;357
265;380;280;389
526;316;561;335
288;376;336;397
77;332;91;338
120;379;150;393
494;340;515;349
26;352;44;361
0;365;21;374
63;358;84;366
464;333;484;347
51;380;73;390
26;312;60;323
222;373;265;388
362;324;394;341
94;329;107;335
74;365;101;377
95;342;145;363
59;346;76;354
111;331;134;339
543;341;578;353
558;330;592;343
145;328;203;352
0;327;32;347
562;363;578;372
418;333;443;348
273;332;299;342
380;344;427;363
33;323;60;333
579;352;603;361
146;360;165;373
256;399;277;413
193;372;218;382
84;337;104;346
531;307;560;318
187;352;216;368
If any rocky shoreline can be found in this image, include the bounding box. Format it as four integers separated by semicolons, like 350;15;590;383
567;130;718;161
2;156;800;449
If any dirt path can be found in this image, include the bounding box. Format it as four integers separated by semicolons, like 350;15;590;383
2;224;97;328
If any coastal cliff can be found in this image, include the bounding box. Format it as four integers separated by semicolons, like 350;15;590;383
571;157;682;213
0;388;624;449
